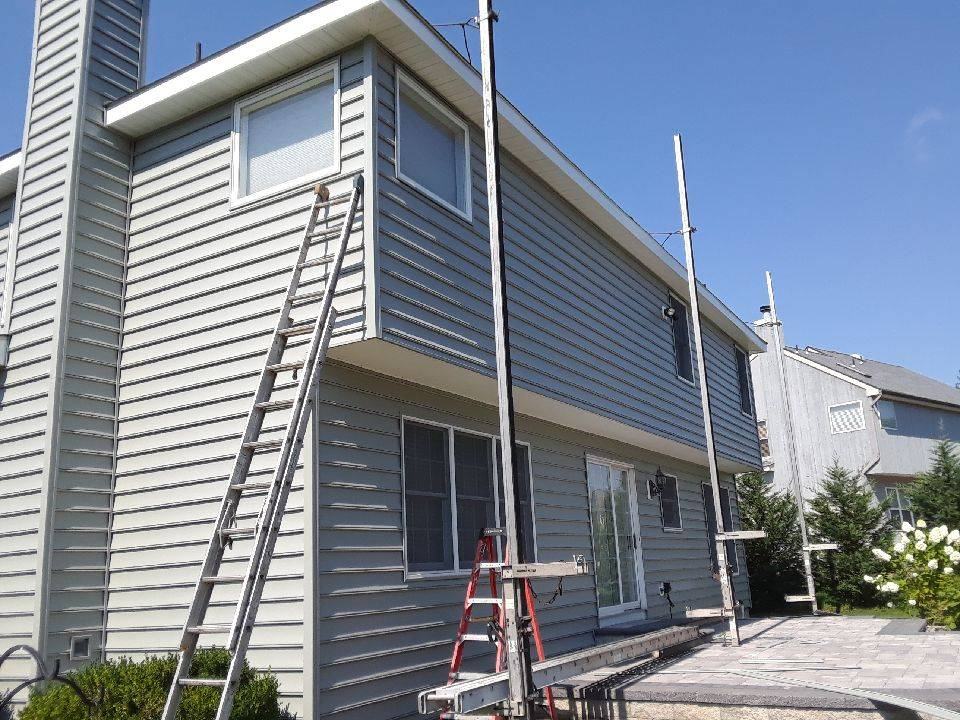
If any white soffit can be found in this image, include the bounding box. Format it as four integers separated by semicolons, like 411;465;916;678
104;0;764;353
0;151;20;197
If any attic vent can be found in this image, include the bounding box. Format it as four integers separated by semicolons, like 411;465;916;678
829;401;865;434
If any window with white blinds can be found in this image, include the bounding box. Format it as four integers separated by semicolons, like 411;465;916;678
232;63;339;203
829;401;865;434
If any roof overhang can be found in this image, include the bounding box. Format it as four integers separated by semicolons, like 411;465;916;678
104;0;764;353
0;151;20;197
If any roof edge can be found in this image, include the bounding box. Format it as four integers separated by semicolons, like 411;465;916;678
0;150;20;198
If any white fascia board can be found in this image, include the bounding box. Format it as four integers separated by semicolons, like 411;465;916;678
103;0;764;353
784;348;880;395
0;150;20;197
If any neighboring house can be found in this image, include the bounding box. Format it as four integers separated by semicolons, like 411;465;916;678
0;1;764;717
752;310;960;523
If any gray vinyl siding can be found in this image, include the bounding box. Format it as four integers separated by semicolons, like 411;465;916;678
102;46;368;716
0;0;146;706
374;46;760;470
873;401;960;477
310;359;748;720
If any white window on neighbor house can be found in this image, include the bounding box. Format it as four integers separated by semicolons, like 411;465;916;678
395;68;472;220
734;346;752;416
668;295;694;383
401;419;535;575
757;420;772;464
886;487;915;526
829;400;865;434
232;62;340;204
876;400;898;430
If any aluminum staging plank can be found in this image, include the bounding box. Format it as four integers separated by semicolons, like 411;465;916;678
418;624;702;715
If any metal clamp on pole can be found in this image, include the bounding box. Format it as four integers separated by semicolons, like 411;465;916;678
501;556;588;580
715;530;767;541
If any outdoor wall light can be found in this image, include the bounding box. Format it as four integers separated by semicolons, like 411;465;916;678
648;466;668;497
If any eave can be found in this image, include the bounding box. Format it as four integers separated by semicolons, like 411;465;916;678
103;0;764;353
0;150;20;198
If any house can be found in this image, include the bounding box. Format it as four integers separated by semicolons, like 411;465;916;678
752;308;960;523
0;0;765;717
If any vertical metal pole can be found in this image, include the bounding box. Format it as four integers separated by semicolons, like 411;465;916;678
673;134;740;646
478;2;535;717
765;271;819;613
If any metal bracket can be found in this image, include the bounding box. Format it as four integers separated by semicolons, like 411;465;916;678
684;607;738;619
715;530;766;541
784;594;816;603
500;556;588;580
804;543;838;551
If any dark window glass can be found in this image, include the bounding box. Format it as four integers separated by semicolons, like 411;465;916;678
455;432;496;565
659;475;682;530
497;443;536;563
735;348;752;415
669;296;694;382
403;422;452;571
702;484;739;574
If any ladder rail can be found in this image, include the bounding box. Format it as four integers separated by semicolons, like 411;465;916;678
161;176;362;720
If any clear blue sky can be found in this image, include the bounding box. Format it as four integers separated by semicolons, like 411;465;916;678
1;1;957;385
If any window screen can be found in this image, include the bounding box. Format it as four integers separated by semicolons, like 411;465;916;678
735;347;752;415
669;296;694;382
239;74;336;198
659;475;682;530
829;401;865;434
877;401;898;430
396;73;469;215
497;443;536;562
702;484;739;574
403;422;452;571
455;431;495;565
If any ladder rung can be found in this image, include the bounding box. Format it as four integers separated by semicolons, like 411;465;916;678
467;597;502;605
784;594;816;603
243;439;283;451
267;361;304;373
229;481;274;493
179;678;227;687
454;672;485;680
290;289;325;303
279;323;315;337
187;624;232;635
201;575;244;584
256;399;294;411
460;634;491;643
220;526;257;539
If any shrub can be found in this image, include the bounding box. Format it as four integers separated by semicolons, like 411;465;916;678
19;648;284;720
866;519;960;629
906;440;960;529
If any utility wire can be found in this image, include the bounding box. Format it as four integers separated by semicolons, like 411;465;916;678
433;17;479;65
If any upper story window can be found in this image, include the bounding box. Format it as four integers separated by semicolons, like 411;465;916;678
876;400;898;430
232;62;340;204
829;401;865;434
650;473;682;531
395;68;472;220
402;419;536;575
668;295;694;383
734;347;752;416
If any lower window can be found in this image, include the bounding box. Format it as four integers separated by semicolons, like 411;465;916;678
402;419;536;574
702;483;739;574
886;486;915;526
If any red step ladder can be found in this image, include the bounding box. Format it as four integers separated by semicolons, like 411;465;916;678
445;530;557;720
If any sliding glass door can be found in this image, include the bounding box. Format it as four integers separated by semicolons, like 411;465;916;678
587;459;644;616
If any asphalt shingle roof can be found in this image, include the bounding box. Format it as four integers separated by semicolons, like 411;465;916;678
789;346;960;409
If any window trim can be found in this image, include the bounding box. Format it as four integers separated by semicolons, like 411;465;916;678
230;60;341;208
667;293;696;386
646;471;683;532
394;67;473;222
400;415;537;580
69;635;92;661
734;346;753;417
828;400;866;434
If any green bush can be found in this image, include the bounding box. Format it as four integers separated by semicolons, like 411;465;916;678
19;648;284;720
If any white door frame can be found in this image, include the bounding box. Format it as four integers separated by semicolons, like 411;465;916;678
585;455;647;619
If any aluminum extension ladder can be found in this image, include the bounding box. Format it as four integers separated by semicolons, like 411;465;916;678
162;174;363;720
445;530;557;720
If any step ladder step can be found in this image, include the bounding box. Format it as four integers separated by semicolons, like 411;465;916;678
460;634;491;642
187;624;232;634
290;289;325;303
453;672;485;681
178;678;227;687
220;526;257;539
256;399;294;411
477;562;504;570
298;253;338;269
229;481;274;493
784;594;815;603
243;439;283;451
201;575;245;584
267;360;304;373
279;323;315;337
466;597;502;605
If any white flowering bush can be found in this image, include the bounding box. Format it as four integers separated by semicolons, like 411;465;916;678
865;519;960;628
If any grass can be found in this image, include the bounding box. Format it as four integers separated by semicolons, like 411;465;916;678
838;604;919;619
